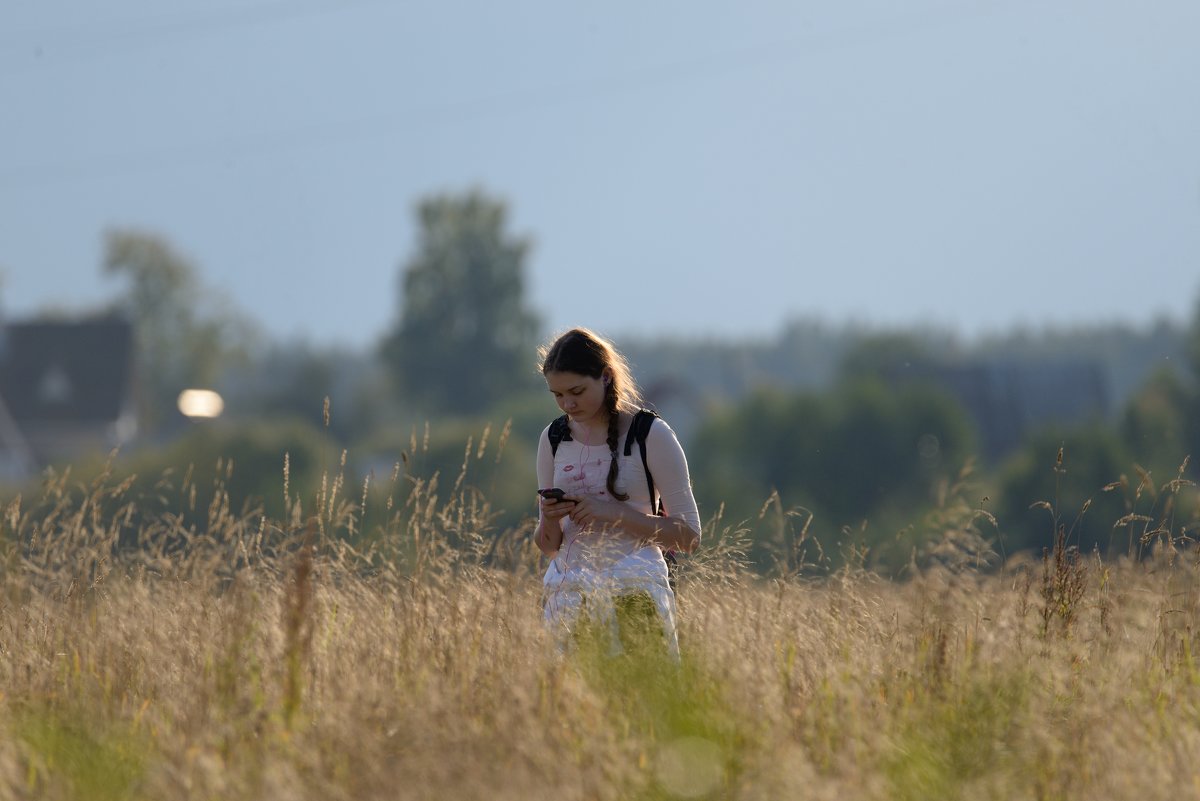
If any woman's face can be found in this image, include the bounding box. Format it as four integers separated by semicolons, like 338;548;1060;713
545;370;608;425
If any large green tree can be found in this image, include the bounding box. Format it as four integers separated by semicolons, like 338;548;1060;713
104;229;258;431
381;190;540;415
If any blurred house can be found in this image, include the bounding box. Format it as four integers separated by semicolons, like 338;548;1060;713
640;375;706;445
636;351;1109;463
883;360;1109;462
0;317;138;483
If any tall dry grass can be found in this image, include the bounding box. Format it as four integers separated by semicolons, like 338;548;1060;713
2;428;1200;800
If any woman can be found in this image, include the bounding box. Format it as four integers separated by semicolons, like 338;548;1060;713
535;327;701;658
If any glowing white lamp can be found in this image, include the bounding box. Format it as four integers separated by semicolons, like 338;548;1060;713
177;389;225;419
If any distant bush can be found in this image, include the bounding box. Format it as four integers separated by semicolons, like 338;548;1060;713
689;377;979;573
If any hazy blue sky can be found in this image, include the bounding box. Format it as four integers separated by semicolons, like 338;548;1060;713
3;0;1198;350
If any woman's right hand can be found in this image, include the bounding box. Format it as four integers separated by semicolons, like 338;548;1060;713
535;494;575;556
539;494;576;522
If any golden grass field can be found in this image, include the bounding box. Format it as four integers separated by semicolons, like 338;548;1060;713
2;442;1200;801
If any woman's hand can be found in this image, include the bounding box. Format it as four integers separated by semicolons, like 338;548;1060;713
566;495;626;530
539;494;576;522
535;493;575;556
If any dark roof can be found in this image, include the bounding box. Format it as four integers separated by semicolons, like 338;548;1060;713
0;318;135;423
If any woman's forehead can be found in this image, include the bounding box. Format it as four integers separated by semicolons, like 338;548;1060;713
544;371;595;391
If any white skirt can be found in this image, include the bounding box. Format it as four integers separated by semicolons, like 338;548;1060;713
542;549;679;660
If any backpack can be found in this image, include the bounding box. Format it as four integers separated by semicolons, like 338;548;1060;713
547;409;679;589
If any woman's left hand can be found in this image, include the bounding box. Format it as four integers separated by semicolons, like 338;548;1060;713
567;495;626;530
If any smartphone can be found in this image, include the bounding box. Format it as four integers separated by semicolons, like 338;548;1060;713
538;487;567;502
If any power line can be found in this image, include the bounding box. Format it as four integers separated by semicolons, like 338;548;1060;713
1;0;390;73
0;0;1009;190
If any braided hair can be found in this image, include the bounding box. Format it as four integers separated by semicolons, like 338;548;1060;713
540;328;643;501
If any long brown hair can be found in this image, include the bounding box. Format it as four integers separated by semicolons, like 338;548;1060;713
539;328;643;500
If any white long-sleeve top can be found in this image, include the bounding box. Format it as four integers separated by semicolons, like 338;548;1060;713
537;414;701;570
536;414;701;656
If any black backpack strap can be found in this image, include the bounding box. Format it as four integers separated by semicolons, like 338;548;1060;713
623;409;661;515
547;414;571;456
624;408;678;591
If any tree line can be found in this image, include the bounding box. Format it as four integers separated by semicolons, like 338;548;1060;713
14;188;1200;575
